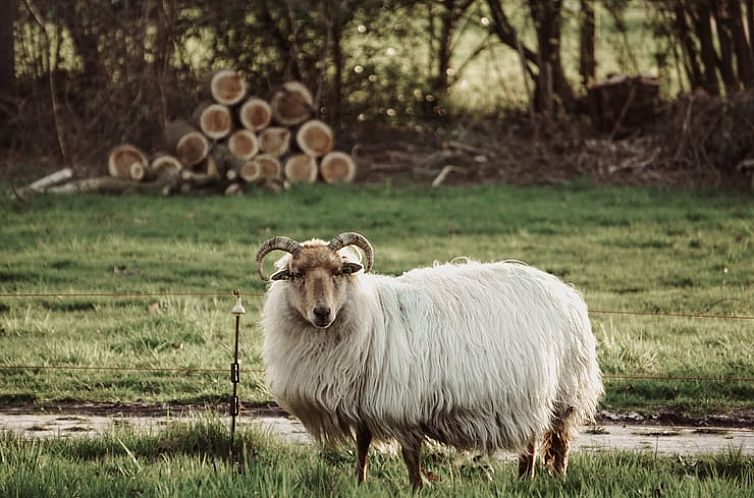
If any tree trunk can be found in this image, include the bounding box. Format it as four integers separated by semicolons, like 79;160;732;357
259;127;292;156
228;129;259;160
296;119;334;157
329;1;345;125
270;81;313;126
578;0;597;88
203;69;247;105
0;0;18;104
149;153;183;176
691;3;721;95
108;144;149;179
254;154;283;179
724;0;754;88
672;2;704;91
165;120;209;168
529;0;575;113
192;101;233;140
711;2;739;93
239;97;272;131
284;153;318;183
320;151;356;184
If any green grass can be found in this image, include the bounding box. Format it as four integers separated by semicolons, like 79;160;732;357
1;183;753;415
1;421;753;498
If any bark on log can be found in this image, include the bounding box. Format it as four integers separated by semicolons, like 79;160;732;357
46;176;175;195
284;153;318;183
180;170;218;188
239;97;272;131
165;120;209;168
203;69;247;106
254;154;283;179
108;144;148;179
225;183;243;196
270;81;313;126
320;151;356;184
192;101;232;140
228;129;259;159
259;127;291;156
27;167;73;191
296;119;334;157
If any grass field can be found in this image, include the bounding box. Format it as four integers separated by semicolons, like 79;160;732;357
1;183;753;416
1;421;753;498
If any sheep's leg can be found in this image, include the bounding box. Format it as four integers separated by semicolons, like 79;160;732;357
400;439;424;489
517;436;537;479
544;408;574;477
355;425;372;483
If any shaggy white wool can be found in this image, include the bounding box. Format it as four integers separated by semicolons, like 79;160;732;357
261;257;603;453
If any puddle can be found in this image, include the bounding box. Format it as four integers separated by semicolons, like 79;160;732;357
1;413;752;457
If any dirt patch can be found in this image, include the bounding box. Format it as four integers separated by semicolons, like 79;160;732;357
1;412;751;458
3;401;752;429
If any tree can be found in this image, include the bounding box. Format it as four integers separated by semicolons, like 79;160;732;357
0;0;18;104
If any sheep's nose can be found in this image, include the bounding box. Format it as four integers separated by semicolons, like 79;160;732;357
313;306;331;321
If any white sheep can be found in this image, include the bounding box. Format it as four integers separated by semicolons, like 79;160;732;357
256;232;603;488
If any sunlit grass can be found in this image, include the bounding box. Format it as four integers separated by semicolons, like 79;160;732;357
0;183;753;415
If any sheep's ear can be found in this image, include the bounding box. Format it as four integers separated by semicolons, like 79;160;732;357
270;268;291;281
340;262;363;275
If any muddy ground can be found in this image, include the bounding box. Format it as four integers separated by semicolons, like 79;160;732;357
1;402;751;458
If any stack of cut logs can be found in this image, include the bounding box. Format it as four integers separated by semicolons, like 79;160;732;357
107;71;356;195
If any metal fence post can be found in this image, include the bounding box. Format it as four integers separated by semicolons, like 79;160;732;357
229;289;245;460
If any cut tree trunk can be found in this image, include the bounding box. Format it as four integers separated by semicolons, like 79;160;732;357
209;144;244;179
270;81;313;126
47;176;175;195
149;153;183;176
165;120;209;168
296;120;334;157
228;129;259;159
239;159;263;183
180;170;218;189
108;144;148;178
239;97;273;131
284;154;318;183
203;69;247;106
192;101;233;140
254;154;283;179
225;183;243;196
320;151;356;183
27;167;73;191
259;127;291;156
129;162;151;182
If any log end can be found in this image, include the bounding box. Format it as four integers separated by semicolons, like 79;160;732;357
284;154;318;183
270;81;313;126
296;120;334;158
228;129;259;160
239;97;272;132
320;151;356;184
198;103;233;140
108;144;148;179
176;132;210;168
210;69;247;106
259;127;291;157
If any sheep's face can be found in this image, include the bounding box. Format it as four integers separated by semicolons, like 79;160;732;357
271;244;362;329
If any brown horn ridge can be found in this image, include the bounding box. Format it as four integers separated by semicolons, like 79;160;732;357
328;232;374;272
255;236;303;280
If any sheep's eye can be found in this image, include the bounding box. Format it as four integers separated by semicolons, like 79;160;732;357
290;273;303;280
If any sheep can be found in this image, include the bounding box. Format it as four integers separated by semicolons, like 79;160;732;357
255;232;603;488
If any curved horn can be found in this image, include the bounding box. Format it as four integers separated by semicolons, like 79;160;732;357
255;236;303;280
328;232;374;272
